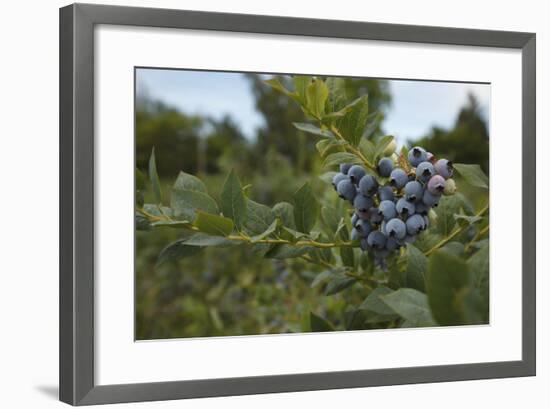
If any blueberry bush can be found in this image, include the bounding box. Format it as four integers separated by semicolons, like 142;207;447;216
137;76;489;332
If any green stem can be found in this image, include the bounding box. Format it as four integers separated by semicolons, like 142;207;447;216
424;203;489;256
300;255;375;290
464;224;490;252
329;125;376;171
137;207;167;222
227;234;353;249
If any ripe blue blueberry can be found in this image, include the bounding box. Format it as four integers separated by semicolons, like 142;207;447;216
351;213;359;227
396;197;416;217
427;175;446;195
408;146;428;167
406;214;425;235
385;237;401;251
379;200;397;221
423;215;430;229
403;234;417;244
340;163;353;175
390;168;408;189
422;189;440;207
355;220;372;237
404;181;424;203
350;228;361;241
416;162;435;183
377;157;394;177
367;230;387;250
434;159;453;179
336;179;357;201
348;165;366;184
415;201;429;215
368;207;384;225
354;195;374;215
358;174;378;196
426;152;434;162
360;238;369;251
385;218;407;240
378;185;395;202
332;173;348;190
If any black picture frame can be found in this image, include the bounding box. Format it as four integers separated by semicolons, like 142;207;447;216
59;3;536;406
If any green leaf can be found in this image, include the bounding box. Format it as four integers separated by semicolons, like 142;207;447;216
454;214;483;227
173;171;207;193
310;270;334;288
250;219;278;242
157;239;203;266
358;286;396;315
194;211;234;236
135;214;151;231
148;147;162;204
406;244;427;292
170;189;219;221
250;243;273;257
293;75;311;102
264;244;311;259
374;135;395;161
305;78;329;118
468;242;489;321
243;199;275;235
293;122;335;138
293;182;319;233
220;170;247;230
441;241;465;256
359;139;376;164
264;78;298;101
142;204;171;217
381;288;436;327
454;163;489;189
338;226;355;268
337;95;369;146
281;227;309;240
436;195;463;236
320;206;340;233
325;77;347;112
319;171;338;185
315;138;346;157
309;311;334;332
364;112;382;139
469;242;490;290
426;250;473;325
455;192;475;215
183;233;238;247
324;275;356;295
306;247;331;265
322;152;362;169
325;96;364;120
315;139;332;157
272;202;296;229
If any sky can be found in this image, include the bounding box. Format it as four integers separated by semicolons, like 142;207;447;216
136;69;490;145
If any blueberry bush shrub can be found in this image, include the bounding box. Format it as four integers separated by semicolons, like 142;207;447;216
137;76;489;333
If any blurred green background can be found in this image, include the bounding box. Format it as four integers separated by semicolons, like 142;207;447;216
135;72;489;340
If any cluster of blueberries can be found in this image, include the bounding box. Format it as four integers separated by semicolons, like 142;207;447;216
332;146;456;269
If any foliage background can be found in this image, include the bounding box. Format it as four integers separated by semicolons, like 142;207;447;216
135;72;489;340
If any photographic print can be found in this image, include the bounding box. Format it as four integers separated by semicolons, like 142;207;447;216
135;69;490;340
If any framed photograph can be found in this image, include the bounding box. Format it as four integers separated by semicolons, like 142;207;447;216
59;3;536;406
